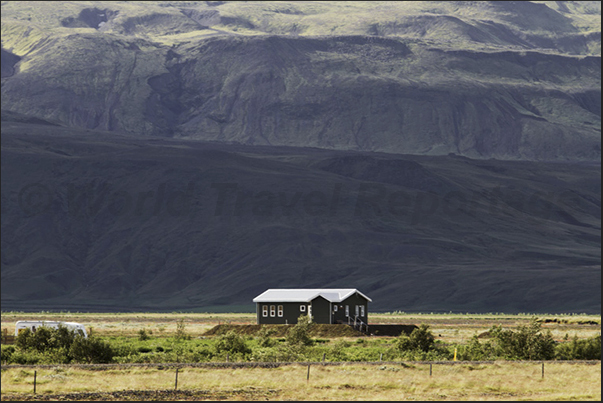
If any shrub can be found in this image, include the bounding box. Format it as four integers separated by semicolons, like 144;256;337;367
250;346;279;362
69;336;115;364
13;325;118;364
194;345;214;361
256;326;276;348
555;334;601;360
31;327;55;352
489;319;556;360
138;329;150;341
395;324;435;352
39;347;71;364
330;340;352;361
15;328;36;351
457;336;496;361
1;345;16;363
214;331;251;356
6;349;44;365
16;325;79;353
286;315;314;347
50;326;77;350
110;343;138;359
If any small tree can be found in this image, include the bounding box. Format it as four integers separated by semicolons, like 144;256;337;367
15;328;34;350
51;325;78;350
175;319;190;341
286;314;314;347
138;329;150;341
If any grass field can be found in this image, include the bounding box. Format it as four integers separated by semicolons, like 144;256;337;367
1;362;601;401
1;312;600;400
2;312;600;343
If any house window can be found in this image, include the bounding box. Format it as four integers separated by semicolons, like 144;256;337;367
308;306;312;318
360;305;365;317
278;305;283;317
345;305;349;317
270;305;276;317
300;305;306;312
333;305;338;312
262;305;268;317
355;305;360;317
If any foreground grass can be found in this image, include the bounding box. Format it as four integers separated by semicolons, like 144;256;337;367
1;362;600;401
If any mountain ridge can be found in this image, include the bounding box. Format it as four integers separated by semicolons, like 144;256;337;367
1;1;600;161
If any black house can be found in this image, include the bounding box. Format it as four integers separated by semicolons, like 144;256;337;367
253;289;371;325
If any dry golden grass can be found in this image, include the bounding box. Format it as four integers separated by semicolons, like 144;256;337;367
1;362;600;401
0;313;254;338
2;312;601;343
373;313;600;344
1;311;600;400
2;312;599;343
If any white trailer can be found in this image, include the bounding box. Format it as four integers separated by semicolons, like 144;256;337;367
14;321;88;337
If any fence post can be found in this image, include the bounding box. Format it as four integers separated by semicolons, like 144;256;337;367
307;364;311;382
175;367;179;390
33;371;37;394
322;353;326;362
379;353;383;362
429;364;432;377
226;353;229;362
541;362;544;379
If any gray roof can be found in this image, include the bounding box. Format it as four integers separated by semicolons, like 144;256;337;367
253;289;372;303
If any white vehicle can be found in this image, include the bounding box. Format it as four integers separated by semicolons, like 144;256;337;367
15;321;88;338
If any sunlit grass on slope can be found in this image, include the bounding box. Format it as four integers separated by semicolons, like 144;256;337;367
1;1;600;54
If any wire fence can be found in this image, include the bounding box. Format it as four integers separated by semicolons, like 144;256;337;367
2;359;600;370
2;360;600;400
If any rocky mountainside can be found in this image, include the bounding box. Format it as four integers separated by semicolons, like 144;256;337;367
1;2;601;313
1;1;600;160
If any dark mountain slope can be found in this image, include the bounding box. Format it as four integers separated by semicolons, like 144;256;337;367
1;49;21;78
1;2;601;313
1;124;600;312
